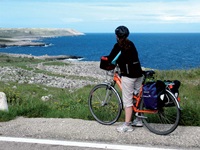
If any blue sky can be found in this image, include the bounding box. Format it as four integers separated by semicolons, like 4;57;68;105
0;0;200;33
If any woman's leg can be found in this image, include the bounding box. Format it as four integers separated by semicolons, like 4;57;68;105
125;106;133;123
121;76;136;123
117;76;136;132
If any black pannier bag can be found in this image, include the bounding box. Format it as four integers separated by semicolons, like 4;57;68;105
100;56;116;71
142;80;165;110
159;80;181;107
167;80;181;99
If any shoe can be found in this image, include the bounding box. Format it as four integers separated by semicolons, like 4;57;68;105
132;117;143;127
117;123;133;133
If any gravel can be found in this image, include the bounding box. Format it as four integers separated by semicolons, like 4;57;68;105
0;117;199;149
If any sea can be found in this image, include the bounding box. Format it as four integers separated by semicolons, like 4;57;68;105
0;33;200;70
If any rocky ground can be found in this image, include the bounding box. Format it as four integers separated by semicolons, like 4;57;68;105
0;56;108;90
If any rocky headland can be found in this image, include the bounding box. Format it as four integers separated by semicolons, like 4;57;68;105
0;28;84;48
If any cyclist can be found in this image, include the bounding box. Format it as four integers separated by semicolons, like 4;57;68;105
107;25;144;132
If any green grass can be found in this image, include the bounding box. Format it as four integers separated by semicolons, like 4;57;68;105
0;82;93;121
0;55;199;126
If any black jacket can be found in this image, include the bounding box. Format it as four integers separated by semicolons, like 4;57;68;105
108;40;143;78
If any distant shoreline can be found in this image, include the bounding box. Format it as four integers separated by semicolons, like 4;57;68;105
0;52;84;61
0;28;84;48
0;37;46;48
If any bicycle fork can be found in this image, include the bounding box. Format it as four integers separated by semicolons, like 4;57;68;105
101;85;113;106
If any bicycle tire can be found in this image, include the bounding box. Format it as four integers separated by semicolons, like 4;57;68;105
88;83;123;125
140;90;181;135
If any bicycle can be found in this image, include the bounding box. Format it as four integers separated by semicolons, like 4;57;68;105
88;60;181;135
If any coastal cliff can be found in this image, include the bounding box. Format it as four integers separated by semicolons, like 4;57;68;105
0;28;84;47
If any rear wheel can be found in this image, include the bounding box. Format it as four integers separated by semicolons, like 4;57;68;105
88;83;122;125
140;90;181;135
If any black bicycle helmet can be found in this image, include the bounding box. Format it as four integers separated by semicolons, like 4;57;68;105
115;25;129;38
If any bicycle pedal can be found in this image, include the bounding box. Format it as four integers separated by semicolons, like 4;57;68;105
135;113;147;119
138;116;147;119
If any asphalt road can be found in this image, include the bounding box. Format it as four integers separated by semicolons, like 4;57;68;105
0;117;199;150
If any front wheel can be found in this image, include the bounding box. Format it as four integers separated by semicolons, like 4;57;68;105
88;83;122;125
139;90;181;135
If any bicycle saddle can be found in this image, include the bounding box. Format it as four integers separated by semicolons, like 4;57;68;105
143;70;155;78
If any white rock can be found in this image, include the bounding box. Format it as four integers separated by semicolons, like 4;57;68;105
0;92;9;111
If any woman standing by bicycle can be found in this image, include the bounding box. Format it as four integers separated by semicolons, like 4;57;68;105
107;25;144;132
